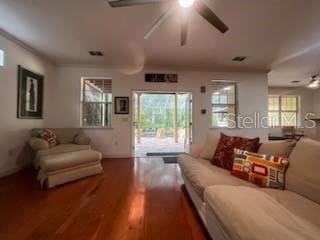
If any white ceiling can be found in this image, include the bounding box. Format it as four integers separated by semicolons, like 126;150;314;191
1;0;320;86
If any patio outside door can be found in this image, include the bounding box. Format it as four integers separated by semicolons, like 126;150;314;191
132;91;192;157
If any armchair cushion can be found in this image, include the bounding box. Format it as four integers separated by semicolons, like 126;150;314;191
74;134;91;145
34;144;91;169
29;137;49;152
31;128;81;144
39;150;101;172
53;128;81;144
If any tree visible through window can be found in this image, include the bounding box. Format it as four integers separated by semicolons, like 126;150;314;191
268;95;299;127
211;82;237;128
81;78;112;127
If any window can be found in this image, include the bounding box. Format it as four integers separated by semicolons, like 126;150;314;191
0;49;4;67
81;78;112;127
211;82;237;128
268;95;299;127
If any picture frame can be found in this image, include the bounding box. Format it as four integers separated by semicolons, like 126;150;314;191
17;65;44;119
145;73;178;83
115;97;129;114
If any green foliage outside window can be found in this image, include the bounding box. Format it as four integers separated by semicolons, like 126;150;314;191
135;94;188;132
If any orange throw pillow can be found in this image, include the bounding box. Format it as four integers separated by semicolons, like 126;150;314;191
232;149;289;189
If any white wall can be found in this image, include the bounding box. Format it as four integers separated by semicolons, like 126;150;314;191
268;87;317;138
47;66;268;157
0;33;269;176
0;34;56;177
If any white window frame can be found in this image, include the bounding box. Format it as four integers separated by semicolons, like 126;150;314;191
268;95;300;127
0;49;4;67
80;78;112;128
211;81;238;128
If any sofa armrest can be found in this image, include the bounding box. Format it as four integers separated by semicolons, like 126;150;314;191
29;137;49;152
74;134;91;145
189;144;204;158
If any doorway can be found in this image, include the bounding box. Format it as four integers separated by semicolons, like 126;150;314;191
132;91;192;157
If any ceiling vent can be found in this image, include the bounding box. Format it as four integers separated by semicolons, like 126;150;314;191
89;51;104;56
232;56;247;62
291;80;301;83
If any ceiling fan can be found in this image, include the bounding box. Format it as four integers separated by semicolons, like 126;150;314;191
307;75;320;89
107;0;229;46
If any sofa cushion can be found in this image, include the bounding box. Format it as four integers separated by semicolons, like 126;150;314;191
232;149;288;189
211;133;260;170
258;140;296;158
204;186;320;240
199;132;220;160
39;149;102;172
178;155;257;200
34;144;91;169
262;188;320;229
286;138;320;204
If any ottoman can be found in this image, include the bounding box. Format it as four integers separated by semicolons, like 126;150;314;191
37;149;103;188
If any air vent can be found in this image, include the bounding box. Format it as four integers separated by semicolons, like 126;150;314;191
232;56;247;62
291;80;301;83
89;51;104;56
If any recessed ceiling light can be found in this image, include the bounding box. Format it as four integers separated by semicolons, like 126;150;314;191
232;56;247;62
96;51;104;56
89;51;104;56
179;0;194;8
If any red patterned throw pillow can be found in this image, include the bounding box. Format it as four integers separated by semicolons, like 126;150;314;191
211;133;260;170
232;149;289;189
38;129;57;147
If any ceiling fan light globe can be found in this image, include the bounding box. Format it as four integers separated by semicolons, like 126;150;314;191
308;79;320;89
179;0;194;8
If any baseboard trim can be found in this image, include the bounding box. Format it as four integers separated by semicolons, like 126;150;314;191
102;155;133;159
0;164;29;178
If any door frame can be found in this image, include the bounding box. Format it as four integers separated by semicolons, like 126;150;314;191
131;90;193;157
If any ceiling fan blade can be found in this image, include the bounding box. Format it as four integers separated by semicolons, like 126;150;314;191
193;0;229;34
181;12;189;46
144;4;177;39
108;0;170;8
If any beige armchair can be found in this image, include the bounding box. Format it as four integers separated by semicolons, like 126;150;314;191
29;128;103;188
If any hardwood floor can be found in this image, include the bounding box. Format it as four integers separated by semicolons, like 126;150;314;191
0;158;210;240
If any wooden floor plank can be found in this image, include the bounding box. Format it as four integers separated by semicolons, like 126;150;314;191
0;158;210;240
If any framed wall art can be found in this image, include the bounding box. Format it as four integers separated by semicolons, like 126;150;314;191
115;97;129;114
17;65;44;119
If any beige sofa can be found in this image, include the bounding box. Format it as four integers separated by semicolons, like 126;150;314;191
178;133;320;240
29;128;103;188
